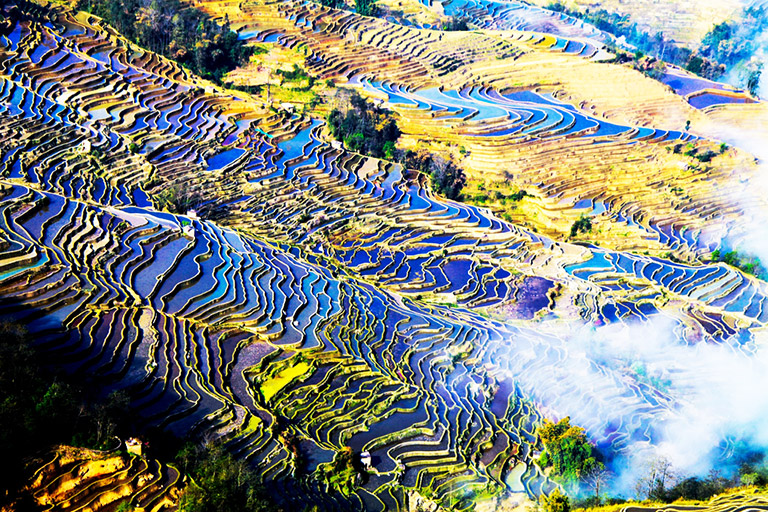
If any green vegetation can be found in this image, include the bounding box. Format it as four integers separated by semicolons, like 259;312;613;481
506;189;530;202
631;456;735;503
319;446;360;496
317;0;344;7
327;91;400;159
277;63;315;91
536;417;602;486
681;145;718;163
699;6;767;91
739;459;768;487
743;63;764;97
403;148;466;201
155;184;198;213
0;322;323;511
176;443;276;512
77;0;251;84
546;2;725;80
671;142;719;162
311;0;377;16
260;361;311;402
542;488;571;512
569;452;768;508
570;216;592;238
0;321;130;503
662;475;729;502
355;0;377;17
710;249;764;278
442;16;470;31
468;188;528;204
554;2;767;87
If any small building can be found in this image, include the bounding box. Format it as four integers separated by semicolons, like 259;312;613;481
279;102;296;114
186;209;199;220
125;438;143;457
360;451;372;469
330;140;343;150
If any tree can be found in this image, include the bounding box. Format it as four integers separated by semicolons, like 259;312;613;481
383;140;396;160
442;16;469;31
0;320;133;503
77;0;252;85
326;91;401;160
541;488;570;512
320;446;359;496
570;216;592;238
429;158;466;200
583;464;611;499
743;62;763;97
635;456;676;500
536;417;601;486
355;0;377;16
178;444;275;512
155;185;198;213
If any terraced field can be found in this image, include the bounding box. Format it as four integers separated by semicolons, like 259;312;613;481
2;0;768;510
20;446;181;511
524;0;745;47
208;0;768;260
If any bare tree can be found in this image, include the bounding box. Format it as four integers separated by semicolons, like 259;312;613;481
635;456;676;500
584;463;611;499
655;457;675;494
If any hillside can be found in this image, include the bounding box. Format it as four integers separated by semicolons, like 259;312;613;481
0;0;767;510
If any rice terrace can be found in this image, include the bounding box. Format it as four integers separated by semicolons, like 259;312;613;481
1;0;768;510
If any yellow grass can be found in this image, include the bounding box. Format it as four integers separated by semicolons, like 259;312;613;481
193;0;768;260
574;486;768;512
376;0;443;26
525;0;742;47
261;361;311;402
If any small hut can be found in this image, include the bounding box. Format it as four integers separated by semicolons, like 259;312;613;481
125;438;143;457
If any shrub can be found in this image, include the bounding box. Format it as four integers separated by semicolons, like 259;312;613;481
541;488;570;512
76;0;252;85
355;0;377;16
695;150;718;163
0;321;133;499
536;417;602;485
403;149;466;200
327;91;400;159
570;216;592;238
710;248;764;278
442;16;469;31
177;444;275;512
508;190;529;201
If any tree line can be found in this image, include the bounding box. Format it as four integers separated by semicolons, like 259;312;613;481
546;2;726;81
697;6;766;95
77;0;251;84
536;416;768;512
710;249;764;279
315;0;377;17
0;317;334;511
327;90;467;201
0;320;132;504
